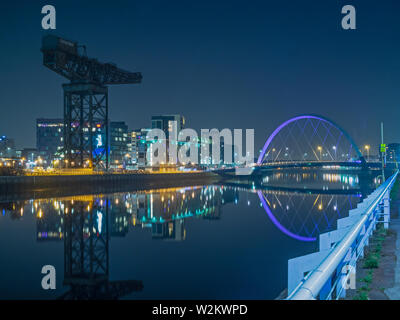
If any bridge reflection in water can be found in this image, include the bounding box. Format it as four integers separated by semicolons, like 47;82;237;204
0;170;379;299
258;190;361;242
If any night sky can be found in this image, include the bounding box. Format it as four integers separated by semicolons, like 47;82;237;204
0;0;399;153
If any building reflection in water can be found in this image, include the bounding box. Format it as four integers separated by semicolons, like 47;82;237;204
0;185;239;299
32;186;239;243
1;181;366;247
29;184;365;247
262;172;362;190
0;179;370;299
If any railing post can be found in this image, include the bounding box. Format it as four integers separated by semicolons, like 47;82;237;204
287;171;398;300
383;190;390;229
358;225;366;257
337;266;347;299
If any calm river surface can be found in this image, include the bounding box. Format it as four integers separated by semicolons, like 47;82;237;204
0;170;380;299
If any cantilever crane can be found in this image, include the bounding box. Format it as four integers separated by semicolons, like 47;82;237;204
41;35;142;170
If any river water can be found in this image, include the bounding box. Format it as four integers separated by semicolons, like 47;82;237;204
0;170;380;299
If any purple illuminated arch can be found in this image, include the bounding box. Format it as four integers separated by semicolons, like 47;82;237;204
257;190;316;242
256;114;364;165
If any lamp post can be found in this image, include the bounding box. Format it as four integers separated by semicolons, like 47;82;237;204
317;146;322;161
364;145;370;162
381;122;385;181
332;146;337;161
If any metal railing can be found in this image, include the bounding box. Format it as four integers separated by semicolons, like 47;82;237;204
287;170;399;300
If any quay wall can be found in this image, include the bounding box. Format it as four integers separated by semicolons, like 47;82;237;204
0;172;221;200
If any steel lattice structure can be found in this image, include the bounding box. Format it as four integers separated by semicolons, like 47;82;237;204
63;83;108;169
258;189;362;242
63;200;109;286
257;114;365;165
62;199;143;299
41;35;142;170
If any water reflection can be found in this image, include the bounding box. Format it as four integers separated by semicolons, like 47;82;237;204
258;190;362;242
262;172;362;190
61;197;142;299
0;171;378;299
10;186;239;243
1;186;239;299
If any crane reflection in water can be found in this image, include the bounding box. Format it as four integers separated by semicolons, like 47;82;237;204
0;171;375;299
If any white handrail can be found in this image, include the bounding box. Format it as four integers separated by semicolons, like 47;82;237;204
288;170;399;300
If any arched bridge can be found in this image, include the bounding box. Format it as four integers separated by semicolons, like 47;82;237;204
256;114;367;169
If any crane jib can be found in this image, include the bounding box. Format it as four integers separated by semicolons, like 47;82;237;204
41;34;142;85
40;34;142;171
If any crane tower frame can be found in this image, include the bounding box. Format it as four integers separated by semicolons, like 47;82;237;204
41;35;142;171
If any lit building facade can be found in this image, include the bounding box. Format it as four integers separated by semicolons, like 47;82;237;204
0;136;16;158
110;121;129;166
36;118;64;163
130;128;151;169
130;129;140;166
151;115;185;164
151;114;185;138
387;143;400;162
21;148;40;163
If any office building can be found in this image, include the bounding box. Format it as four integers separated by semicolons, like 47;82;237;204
0;136;16;158
130;128;151;168
110;121;129;166
387;143;400;162
36;118;64;163
151;114;185;138
151;115;185;164
21;148;40;163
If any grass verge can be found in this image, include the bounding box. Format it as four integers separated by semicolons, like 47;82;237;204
352;224;387;300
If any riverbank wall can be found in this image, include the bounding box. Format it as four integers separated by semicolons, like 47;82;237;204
0;171;221;201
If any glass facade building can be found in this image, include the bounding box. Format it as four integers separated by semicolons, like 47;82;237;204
36;118;64;163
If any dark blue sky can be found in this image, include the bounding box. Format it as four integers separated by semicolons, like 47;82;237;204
0;0;399;152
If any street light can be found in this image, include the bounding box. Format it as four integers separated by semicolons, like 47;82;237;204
364;145;370;162
317;146;322;161
332;146;337;160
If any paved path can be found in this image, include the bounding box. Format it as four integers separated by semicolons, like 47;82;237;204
385;218;400;299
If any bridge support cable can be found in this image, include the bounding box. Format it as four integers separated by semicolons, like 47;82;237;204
257;115;366;166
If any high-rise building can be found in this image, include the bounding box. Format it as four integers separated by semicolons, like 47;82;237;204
130;128;151;168
0;136;16;158
129;129;139;165
151;114;185;139
151;115;185;164
110;121;129;166
36;119;64;163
